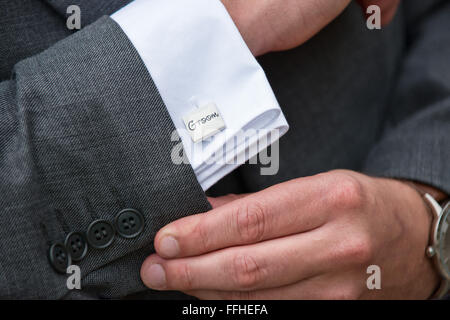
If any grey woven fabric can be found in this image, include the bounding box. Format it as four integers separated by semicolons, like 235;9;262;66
0;13;209;298
0;0;449;299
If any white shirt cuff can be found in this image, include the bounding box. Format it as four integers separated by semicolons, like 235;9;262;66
111;0;289;190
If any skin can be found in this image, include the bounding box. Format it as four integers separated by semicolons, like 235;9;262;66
221;0;352;56
220;0;401;56
140;1;446;299
141;170;444;299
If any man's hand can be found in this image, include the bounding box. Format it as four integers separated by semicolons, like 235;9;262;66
222;0;401;56
140;170;440;299
221;0;352;56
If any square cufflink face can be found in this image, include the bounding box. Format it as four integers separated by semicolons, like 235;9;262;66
183;103;226;143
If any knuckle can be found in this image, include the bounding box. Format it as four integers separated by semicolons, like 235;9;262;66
224;291;255;300
231;254;265;289
194;220;212;253
341;233;374;265
327;173;366;211
327;285;361;300
234;200;266;243
172;262;195;290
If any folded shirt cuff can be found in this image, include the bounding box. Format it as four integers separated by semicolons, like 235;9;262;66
112;0;288;190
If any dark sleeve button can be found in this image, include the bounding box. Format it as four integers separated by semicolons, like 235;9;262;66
86;219;115;249
115;209;145;239
64;232;88;261
48;243;71;274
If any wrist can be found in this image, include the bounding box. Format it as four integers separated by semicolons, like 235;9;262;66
405;181;448;203
395;179;445;298
220;0;272;56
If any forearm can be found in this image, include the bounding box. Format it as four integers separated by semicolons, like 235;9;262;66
0;16;210;298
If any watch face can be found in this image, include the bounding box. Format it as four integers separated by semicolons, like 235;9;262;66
437;202;450;279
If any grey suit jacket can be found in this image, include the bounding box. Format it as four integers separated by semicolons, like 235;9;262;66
0;0;449;299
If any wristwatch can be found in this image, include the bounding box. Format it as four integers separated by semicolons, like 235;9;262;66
423;194;450;299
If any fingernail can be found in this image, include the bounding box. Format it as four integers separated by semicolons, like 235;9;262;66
159;236;180;258
144;264;166;289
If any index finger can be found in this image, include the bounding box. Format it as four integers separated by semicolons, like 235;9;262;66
154;175;333;259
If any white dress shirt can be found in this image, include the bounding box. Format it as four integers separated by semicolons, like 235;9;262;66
112;0;289;190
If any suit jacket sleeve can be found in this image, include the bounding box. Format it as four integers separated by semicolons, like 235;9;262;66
363;0;450;195
0;16;210;299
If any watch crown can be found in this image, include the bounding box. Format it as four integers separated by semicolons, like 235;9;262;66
426;246;436;258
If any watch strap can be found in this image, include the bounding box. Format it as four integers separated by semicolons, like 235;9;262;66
423;194;449;299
